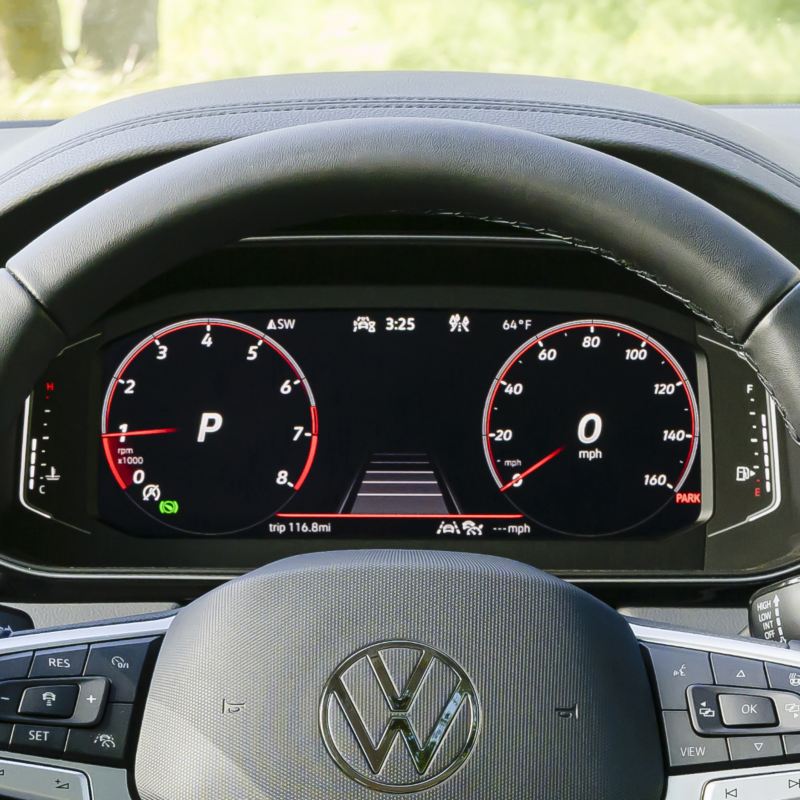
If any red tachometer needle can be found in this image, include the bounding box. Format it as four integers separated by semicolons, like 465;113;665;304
101;427;177;439
499;445;565;492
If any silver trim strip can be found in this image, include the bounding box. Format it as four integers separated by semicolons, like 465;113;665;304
0;615;173;655
631;621;800;666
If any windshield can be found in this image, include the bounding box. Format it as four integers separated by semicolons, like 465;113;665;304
0;0;798;120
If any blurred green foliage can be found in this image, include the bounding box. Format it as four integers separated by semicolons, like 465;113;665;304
0;0;799;119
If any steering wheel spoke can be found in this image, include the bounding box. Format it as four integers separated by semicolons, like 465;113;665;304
635;621;800;798
0;616;169;799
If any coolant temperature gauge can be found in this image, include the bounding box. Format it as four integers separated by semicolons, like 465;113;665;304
705;337;781;537
19;379;70;521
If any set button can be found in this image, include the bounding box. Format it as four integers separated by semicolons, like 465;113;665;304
10;724;68;757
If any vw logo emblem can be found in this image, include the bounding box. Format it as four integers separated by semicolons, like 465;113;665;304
320;641;481;793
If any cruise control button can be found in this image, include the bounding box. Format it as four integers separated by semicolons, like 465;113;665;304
84;637;157;702
30;646;87;678
727;735;783;761
18;684;78;718
0;652;32;681
0;683;24;717
644;644;712;709
71;677;109;726
662;710;729;767
0;758;89;800
66;703;132;765
10;722;68;755
719;694;777;727
711;654;768;689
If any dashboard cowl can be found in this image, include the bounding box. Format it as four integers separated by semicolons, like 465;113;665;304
1;73;800;264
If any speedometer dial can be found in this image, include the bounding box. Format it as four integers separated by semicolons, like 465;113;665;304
483;320;698;536
101;318;318;535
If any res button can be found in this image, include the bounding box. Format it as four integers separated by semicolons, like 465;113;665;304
30;646;87;678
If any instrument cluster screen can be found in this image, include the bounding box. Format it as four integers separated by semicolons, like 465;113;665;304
93;310;703;539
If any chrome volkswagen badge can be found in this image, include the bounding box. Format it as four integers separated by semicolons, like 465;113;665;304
320;641;481;793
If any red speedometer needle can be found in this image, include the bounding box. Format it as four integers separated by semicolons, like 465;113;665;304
101;427;177;439
499;445;565;492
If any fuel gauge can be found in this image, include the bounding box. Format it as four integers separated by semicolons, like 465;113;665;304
704;337;781;536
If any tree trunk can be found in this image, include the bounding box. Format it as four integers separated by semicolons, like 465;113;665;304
80;0;158;73
0;0;63;81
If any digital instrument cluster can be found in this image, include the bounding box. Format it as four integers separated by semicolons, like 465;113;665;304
10;231;797;579
87;310;704;539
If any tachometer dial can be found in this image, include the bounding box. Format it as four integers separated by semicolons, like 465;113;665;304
483;320;698;536
101;318;318;535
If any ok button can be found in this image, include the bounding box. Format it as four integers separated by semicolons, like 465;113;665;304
719;694;777;727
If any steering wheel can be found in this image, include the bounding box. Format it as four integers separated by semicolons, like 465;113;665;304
2;117;800;799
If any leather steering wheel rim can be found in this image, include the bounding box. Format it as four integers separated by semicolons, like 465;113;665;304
2;116;800;437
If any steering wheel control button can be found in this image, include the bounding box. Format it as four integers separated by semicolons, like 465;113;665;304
644;644;712;709
10;723;67;756
18;684;78;718
0;759;90;800
0;684;24;717
0;653;32;682
0;677;110;727
766;662;800;693
70;678;109;726
84;637;157;702
662;710;729;767
727;734;783;761
711;654;768;689
703;771;800;800
0;723;12;746
719;694;777;727
66;702;132;765
30;646;87;678
687;685;723;733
